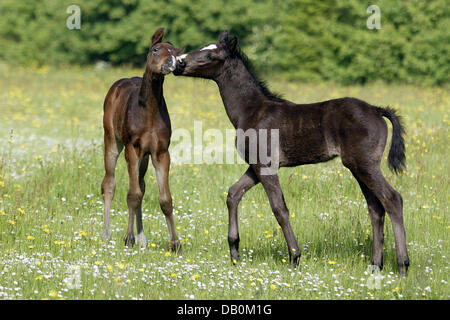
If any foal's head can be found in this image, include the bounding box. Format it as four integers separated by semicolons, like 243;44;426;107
146;28;184;75
174;31;238;79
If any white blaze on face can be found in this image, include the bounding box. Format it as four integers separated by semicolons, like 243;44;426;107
200;44;217;51
169;56;176;71
176;53;188;62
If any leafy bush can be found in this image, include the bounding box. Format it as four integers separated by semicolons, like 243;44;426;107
0;0;448;85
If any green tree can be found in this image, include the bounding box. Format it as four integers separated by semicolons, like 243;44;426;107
0;0;448;85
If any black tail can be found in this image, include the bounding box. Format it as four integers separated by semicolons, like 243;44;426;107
375;106;406;174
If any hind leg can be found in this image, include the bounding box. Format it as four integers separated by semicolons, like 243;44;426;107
350;165;409;275
151;150;181;254
101;136;123;241
350;171;386;270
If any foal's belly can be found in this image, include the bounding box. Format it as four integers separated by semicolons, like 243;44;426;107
279;144;338;167
280;153;338;167
276;124;338;166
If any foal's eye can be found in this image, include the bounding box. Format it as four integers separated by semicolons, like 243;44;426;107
207;54;214;61
152;47;160;53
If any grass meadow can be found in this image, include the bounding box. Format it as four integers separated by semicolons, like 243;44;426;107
0;62;448;300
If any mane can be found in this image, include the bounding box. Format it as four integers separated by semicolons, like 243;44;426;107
232;45;284;102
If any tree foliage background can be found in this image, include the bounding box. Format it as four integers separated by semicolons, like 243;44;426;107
0;0;448;85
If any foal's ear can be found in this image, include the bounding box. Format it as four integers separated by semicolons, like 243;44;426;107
151;27;165;46
218;31;238;54
218;30;229;44
228;36;238;54
175;47;185;55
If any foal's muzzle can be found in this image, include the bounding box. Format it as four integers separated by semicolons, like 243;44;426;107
161;56;176;75
173;62;185;76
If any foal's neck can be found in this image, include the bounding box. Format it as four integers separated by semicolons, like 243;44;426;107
215;59;270;128
139;67;164;111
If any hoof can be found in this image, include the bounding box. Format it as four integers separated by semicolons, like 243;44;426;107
135;231;147;248
290;250;301;268
398;258;409;277
170;240;182;256
291;258;301;269
101;229;111;241
123;233;135;247
371;260;384;271
230;252;240;265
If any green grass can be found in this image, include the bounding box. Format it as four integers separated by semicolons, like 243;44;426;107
0;63;448;300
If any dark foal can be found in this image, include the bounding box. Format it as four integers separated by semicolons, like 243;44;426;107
101;28;183;252
175;31;410;275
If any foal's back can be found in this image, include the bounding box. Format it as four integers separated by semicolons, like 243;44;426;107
265;97;388;167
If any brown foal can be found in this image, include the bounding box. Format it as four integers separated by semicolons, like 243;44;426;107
101;28;183;252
